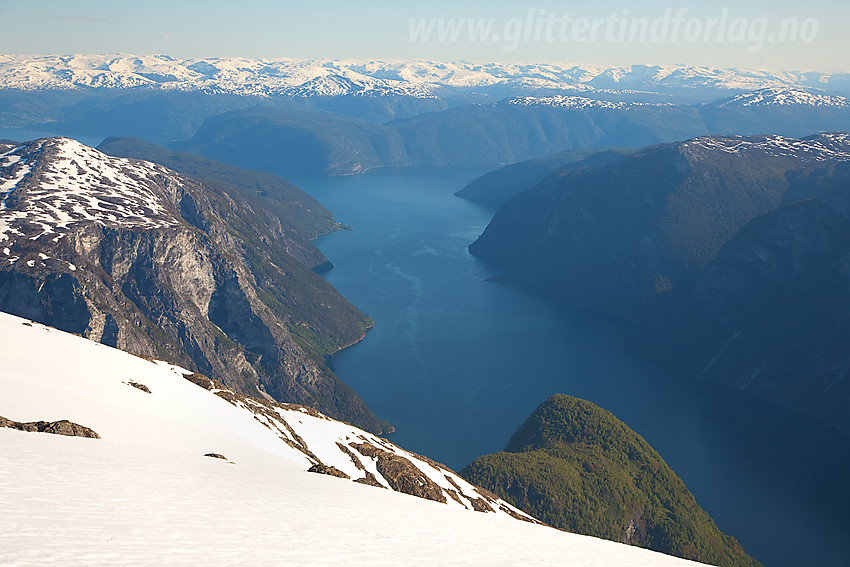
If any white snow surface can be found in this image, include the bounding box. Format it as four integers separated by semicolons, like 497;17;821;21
0;137;184;243
0;53;846;98
502;95;674;110
681;133;850;163
714;87;849;108
0;311;704;566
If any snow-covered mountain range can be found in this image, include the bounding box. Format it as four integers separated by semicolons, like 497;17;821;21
504;88;850;111
0;310;701;566
710;87;850;108
1;53;847;99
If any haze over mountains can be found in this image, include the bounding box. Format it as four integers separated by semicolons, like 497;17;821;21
5;54;850;174
3;54;850;98
467;132;850;434
4;48;850;566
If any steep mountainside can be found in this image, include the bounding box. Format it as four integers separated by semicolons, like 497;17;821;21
390;102;703;165
0;137;379;432
96;136;339;269
456;147;631;208
627;161;850;433
462;395;760;567
470;133;850;319
468;133;850;434
174;102;705;175
172;107;409;175
0;311;702;566
170;87;850;175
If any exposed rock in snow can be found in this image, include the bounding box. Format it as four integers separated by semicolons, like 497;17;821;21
0;136;379;433
0;415;100;438
0;310;703;565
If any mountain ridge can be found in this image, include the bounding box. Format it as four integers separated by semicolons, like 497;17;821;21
3;54;849;99
469;132;850;319
0;309;704;566
0;136;380;432
466;132;850;435
94;136;339;270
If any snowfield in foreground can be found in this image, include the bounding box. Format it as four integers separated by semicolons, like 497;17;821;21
0;311;702;566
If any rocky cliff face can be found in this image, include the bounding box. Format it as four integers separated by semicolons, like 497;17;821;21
0;137;379;432
95;135;342;266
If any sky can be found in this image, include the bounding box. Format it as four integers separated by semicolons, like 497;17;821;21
0;0;847;72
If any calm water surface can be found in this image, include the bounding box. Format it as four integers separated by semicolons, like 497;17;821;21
4;125;848;566
291;166;850;567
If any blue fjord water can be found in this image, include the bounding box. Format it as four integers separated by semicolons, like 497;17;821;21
5;126;847;566
291;166;850;567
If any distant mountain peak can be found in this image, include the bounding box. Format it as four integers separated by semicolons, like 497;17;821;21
1;54;848;100
713;87;849;108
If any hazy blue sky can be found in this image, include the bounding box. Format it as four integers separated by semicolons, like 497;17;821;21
1;0;846;71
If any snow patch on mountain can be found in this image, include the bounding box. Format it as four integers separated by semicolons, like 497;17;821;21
187;374;530;516
502;94;673;110
713;87;849;108
681;133;850;163
0;137;184;244
1;54;847;99
504;95;627;110
0;311;702;565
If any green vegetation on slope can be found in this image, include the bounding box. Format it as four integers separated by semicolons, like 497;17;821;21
97;136;339;262
462;395;760;567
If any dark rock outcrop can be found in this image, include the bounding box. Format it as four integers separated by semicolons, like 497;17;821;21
125;381;151;393
307;463;350;479
0;415;100;438
352;442;447;504
353;472;385;488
